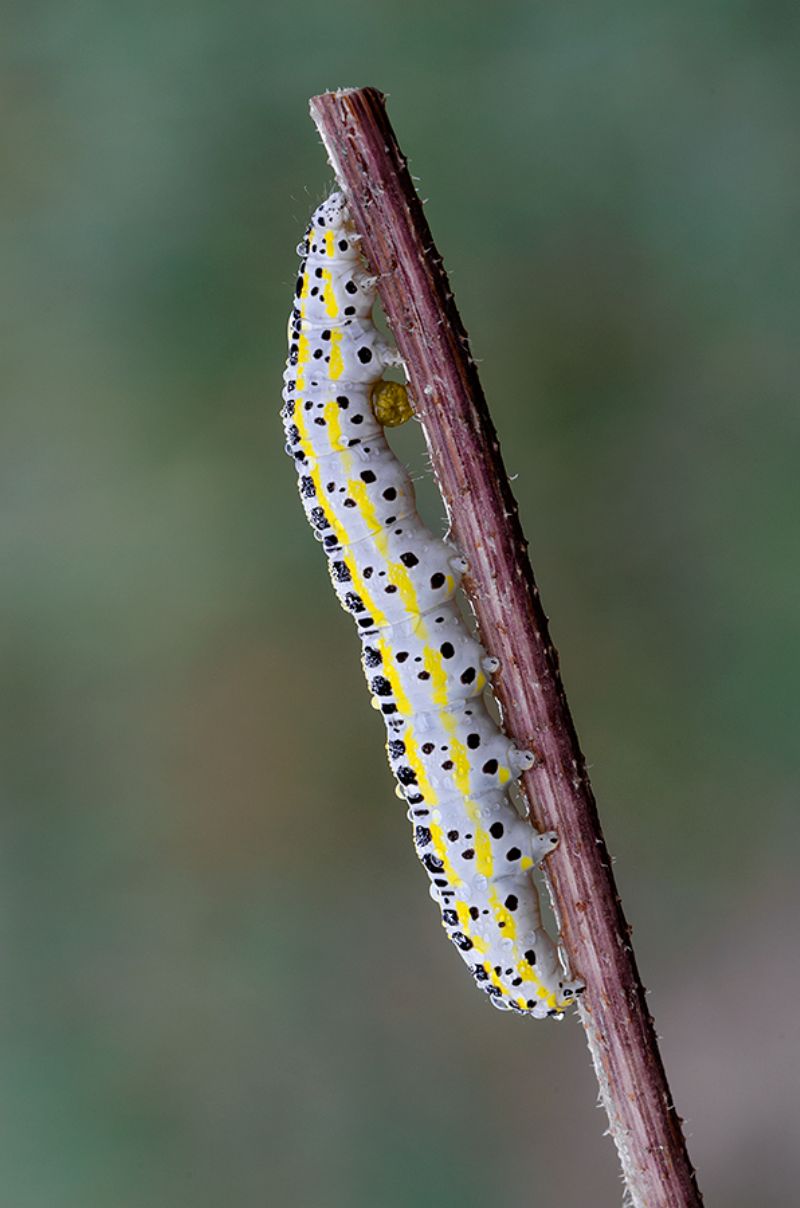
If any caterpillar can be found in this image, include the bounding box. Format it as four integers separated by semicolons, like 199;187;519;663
280;192;583;1018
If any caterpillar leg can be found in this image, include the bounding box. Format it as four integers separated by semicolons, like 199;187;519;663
354;269;380;295
379;344;405;369
530;829;559;863
510;746;536;775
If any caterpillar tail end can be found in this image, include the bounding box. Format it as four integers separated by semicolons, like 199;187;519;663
558;979;586;1008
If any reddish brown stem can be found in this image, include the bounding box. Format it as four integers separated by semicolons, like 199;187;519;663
309;87;703;1208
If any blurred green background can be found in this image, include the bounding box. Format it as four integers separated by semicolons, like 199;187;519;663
3;2;799;1205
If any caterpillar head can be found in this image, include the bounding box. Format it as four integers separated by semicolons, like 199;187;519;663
304;192;362;264
313;191;349;230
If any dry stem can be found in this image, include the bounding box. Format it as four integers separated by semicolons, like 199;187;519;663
309;86;703;1208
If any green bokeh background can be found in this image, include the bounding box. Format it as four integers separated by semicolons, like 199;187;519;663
4;3;799;1205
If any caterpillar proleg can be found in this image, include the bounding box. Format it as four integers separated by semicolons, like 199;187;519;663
280;192;583;1018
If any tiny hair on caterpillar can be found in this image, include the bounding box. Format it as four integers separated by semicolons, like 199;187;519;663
280;191;583;1018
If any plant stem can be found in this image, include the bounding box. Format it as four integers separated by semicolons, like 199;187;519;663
309;86;703;1208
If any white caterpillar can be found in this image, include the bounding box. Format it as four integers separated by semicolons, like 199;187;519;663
281;192;583;1018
